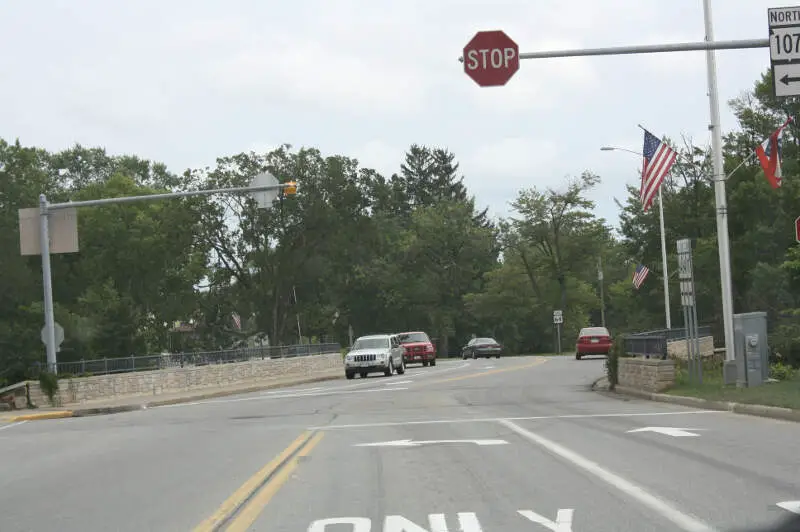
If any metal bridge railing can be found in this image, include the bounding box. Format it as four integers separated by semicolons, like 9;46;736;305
31;342;342;377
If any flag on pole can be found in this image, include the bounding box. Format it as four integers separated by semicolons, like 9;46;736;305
755;117;792;189
640;129;678;213
232;312;241;330
632;264;650;290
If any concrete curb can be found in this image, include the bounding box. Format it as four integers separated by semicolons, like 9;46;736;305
7;373;345;422
607;384;800;423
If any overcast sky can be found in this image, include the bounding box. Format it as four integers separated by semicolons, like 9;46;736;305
0;0;780;227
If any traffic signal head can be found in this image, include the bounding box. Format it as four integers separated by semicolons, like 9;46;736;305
283;181;297;196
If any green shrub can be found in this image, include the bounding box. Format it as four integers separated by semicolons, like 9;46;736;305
605;337;624;390
38;371;59;405
770;361;796;381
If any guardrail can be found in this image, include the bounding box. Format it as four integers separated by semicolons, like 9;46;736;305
629;326;712;341
623;335;668;360
31;342;342;377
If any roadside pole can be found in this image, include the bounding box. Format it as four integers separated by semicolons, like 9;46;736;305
23;175;296;374
461;11;770;376
600;146;672;330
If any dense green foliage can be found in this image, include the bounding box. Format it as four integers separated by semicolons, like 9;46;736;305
1;69;799;384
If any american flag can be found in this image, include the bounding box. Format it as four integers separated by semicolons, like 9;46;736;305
641;129;678;213
231;312;241;330
632;264;650;290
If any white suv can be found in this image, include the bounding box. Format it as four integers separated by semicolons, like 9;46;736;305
344;334;406;379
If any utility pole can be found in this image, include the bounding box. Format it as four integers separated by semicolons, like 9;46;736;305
598;256;606;327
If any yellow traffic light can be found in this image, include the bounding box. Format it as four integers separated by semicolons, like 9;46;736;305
283;181;297;196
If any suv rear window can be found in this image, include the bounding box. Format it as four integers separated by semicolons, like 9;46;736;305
398;332;429;344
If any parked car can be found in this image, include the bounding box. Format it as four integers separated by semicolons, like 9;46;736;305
462;337;503;359
575;326;612;360
344;334;406;379
397;331;436;367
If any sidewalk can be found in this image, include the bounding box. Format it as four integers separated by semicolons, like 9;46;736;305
592;376;800;423
0;369;344;423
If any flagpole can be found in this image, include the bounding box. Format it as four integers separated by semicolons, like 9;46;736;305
600;138;672;330
657;187;672;329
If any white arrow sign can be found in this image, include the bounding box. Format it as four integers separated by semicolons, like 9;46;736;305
627;427;702;437
778;501;800;515
354;439;508;448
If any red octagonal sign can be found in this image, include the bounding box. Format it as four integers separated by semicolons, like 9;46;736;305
463;30;519;87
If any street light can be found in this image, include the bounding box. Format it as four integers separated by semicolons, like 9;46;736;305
601;146;672;330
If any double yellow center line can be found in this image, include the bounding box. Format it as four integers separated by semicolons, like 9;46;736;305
193;430;325;532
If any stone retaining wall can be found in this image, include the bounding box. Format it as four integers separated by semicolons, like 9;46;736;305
28;351;343;407
618;357;676;393
667;336;715;360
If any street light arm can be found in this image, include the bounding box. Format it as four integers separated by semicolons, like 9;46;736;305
600;146;640;157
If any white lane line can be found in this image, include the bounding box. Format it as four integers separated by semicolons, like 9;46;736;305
309;410;724;430
0;420;28;432
385;380;413;386
155;386;410;408
264;386;324;394
499;419;715;532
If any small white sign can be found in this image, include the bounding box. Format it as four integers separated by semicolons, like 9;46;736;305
769;6;800;97
553;310;563;324
627;426;702;438
19;207;80;256
773;62;800;97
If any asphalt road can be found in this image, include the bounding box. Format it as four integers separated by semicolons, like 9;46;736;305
1;355;799;532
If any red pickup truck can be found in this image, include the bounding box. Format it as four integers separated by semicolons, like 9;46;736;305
397;331;436;367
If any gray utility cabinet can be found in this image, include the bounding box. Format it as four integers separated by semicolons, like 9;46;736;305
732;311;769;387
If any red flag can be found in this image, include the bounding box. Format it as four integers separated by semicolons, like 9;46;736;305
755;117;792;189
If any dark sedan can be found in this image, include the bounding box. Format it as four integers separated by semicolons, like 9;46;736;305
461;337;503;359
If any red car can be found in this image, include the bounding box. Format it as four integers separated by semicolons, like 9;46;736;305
397;331;436;366
575;326;612;360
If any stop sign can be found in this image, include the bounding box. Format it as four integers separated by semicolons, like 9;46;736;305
463;30;519;87
796;216;800;243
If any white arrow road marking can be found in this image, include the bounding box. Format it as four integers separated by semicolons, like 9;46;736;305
354;438;509;448
627;427;703;437
518;509;574;532
385;380;413;386
778;501;800;514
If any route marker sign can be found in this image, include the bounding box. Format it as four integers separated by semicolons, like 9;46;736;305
553;310;563;324
463;30;519;87
354;439;508;448
795;215;800;243
627;426;702;438
768;6;800;97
